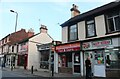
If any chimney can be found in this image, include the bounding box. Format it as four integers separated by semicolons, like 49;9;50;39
40;24;48;33
115;0;120;2
27;28;34;37
70;4;80;17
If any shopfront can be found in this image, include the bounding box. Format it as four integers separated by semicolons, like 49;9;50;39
37;43;51;70
82;37;120;77
17;44;28;69
55;42;81;74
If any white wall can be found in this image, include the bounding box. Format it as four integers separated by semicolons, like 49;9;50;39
78;21;86;40
27;33;53;70
62;27;68;43
95;15;106;37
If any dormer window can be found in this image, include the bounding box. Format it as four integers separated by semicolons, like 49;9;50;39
68;24;78;41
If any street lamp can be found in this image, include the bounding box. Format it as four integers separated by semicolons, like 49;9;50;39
10;10;18;32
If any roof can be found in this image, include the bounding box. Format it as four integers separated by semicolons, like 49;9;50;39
61;1;120;27
18;33;40;44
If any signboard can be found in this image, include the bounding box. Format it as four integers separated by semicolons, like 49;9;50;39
82;39;112;50
18;44;28;54
55;42;80;53
92;39;111;47
20;45;28;52
82;42;90;49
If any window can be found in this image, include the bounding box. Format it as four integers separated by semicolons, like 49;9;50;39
17;45;19;53
68;24;78;41
86;20;96;37
106;10;120;33
12;46;14;52
94;50;104;65
105;48;120;69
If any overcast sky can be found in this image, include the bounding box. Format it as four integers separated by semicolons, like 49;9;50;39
0;0;115;41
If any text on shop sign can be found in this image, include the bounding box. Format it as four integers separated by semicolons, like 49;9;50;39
55;42;80;53
92;39;111;47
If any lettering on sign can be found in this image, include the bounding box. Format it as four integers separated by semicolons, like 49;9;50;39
56;42;80;53
92;39;111;47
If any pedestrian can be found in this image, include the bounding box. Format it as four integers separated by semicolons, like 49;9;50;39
85;57;92;79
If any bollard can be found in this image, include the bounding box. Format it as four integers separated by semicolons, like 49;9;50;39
31;66;33;74
11;65;13;71
51;64;54;77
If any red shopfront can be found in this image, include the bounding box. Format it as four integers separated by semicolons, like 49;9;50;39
17;44;28;69
55;42;81;74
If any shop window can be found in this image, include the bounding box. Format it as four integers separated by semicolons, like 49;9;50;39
40;50;49;69
106;10;120;33
74;53;80;63
68;24;78;41
105;48;120;69
86;20;96;37
18;55;25;66
94;50;104;65
59;53;72;68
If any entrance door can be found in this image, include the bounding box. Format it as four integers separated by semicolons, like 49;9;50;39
94;50;106;77
73;53;80;74
84;51;94;76
84;50;106;77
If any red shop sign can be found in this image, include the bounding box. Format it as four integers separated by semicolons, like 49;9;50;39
55;42;80;53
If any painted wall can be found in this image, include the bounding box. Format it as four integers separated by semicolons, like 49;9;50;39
78;21;86;40
95;15;106;37
62;27;68;43
27;33;53;70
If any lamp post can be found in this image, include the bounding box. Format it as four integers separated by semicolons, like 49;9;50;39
10;10;18;32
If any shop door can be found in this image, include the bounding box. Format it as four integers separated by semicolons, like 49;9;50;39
94;50;106;77
84;51;94;76
73;53;80;74
61;55;66;67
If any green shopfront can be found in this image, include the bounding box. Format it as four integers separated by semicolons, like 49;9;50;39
82;37;120;77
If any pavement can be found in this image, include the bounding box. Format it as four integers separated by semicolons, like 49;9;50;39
1;67;120;79
1;67;81;78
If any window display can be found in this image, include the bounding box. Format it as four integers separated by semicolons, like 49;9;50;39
94;50;104;65
105;48;120;69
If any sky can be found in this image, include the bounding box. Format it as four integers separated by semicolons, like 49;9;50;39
0;0;115;41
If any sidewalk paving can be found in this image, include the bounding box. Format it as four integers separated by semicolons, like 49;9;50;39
2;67;118;79
2;67;81;77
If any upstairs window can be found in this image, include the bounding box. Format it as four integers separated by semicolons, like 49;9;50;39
86;20;96;37
106;10;120;33
12;46;14;52
68;24;78;41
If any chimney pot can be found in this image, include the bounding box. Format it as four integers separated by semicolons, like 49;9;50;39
40;24;48;33
70;4;80;17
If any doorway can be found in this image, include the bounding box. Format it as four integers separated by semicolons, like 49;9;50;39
73;53;81;74
84;50;106;77
84;51;94;76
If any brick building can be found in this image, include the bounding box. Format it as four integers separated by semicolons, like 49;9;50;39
0;29;34;68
